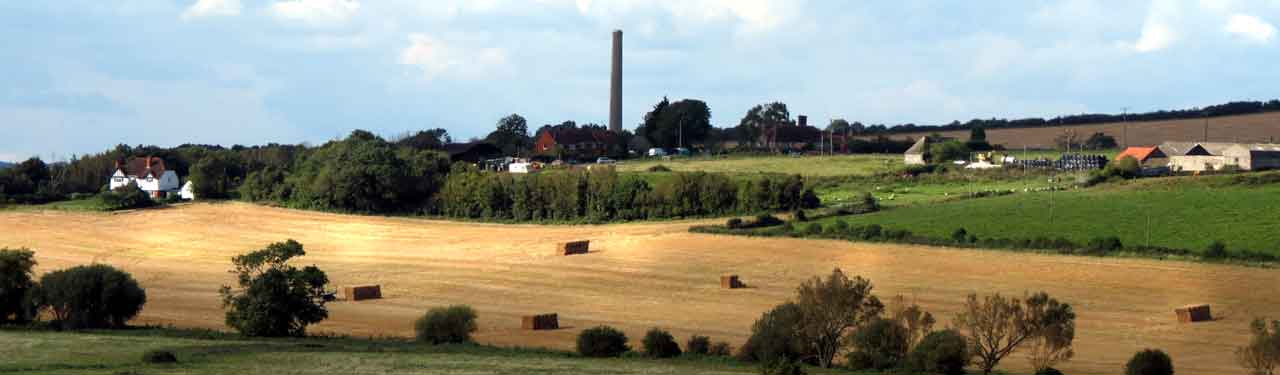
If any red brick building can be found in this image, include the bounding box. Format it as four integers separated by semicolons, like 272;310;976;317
534;128;618;159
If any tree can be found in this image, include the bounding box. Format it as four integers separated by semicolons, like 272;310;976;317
414;305;478;344
740;302;808;363
967;126;993;151
636;97;712;149
1084;132;1118;150
39;264;146;329
220;239;330;337
287;130;438;213
1237;318;1280;375
486;114;530;156
396;128;452;150
1125;349;1173;375
795;268;884;368
189;152;237;199
953;292;1076;374
827;119;851;134
907;330;969;375
1025;292;1077;372
0;248;39;323
737;102;792;147
887;295;936;351
642;327;683;358
845;318;910;370
928;141;970;163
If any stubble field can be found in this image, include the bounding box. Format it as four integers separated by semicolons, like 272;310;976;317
2;202;1277;374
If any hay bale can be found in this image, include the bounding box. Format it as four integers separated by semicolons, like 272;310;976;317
1175;304;1212;323
721;275;745;289
521;313;559;330
343;285;382;301
556;240;590;256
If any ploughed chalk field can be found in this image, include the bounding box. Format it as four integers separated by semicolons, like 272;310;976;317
3;202;1277;375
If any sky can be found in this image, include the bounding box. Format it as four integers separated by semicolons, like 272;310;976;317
2;0;1279;162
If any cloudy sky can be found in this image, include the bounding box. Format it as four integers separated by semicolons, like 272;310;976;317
3;0;1279;161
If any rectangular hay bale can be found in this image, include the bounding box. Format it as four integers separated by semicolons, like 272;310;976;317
343;285;382;301
1176;304;1212;323
721;275;744;289
556;240;590;256
521;313;559;330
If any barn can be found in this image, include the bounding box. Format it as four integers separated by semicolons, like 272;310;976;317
1161;142;1280;171
1114;146;1168;166
904;137;929;165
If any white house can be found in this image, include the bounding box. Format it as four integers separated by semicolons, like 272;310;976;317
109;156;180;198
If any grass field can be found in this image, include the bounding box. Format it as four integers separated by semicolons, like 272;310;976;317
2;202;1278;374
808;173;1280;254
616;154;901;177
3;328;835;375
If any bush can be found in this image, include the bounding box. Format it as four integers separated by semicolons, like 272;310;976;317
794;209;808;222
754;214;783;227
709;341;733;356
727;218;744;229
648;164;672;172
220;240;329;337
1036;368;1064;375
40;264;146;329
845;318;910;371
825;220;849;235
641;327;682;358
1086;236;1124;254
739;302;807;363
686;335;711;355
1125;349;1173;375
951;228;969;243
414;305;478;345
760;357;807;375
141;350;177;364
0;248;39;324
906;330;968;375
577;325;630;357
803;222;823;235
1205;240;1229;259
98;182;157;211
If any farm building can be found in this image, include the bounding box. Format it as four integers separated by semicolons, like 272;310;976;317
444;142;502;163
904;137;929;165
1114;146;1168;166
109;156;180;198
1161;142;1280;171
534;128;618;159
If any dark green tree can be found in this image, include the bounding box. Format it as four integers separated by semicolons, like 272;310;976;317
40;264;146;329
737;102;792;147
220;239;329;337
0;248;39;323
637;97;712;149
486;114;529;156
189;152;237;199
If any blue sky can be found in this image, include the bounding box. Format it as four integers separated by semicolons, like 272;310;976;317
2;0;1279;162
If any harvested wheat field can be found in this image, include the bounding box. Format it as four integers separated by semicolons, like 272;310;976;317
2;202;1277;374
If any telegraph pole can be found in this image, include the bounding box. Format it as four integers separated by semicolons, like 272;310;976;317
1121;107;1129;148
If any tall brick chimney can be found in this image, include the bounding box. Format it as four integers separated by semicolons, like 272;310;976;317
608;30;623;133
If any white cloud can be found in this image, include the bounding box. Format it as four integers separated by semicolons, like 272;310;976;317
180;0;241;20
1225;14;1276;43
398;34;508;80
1131;0;1181;52
270;0;361;27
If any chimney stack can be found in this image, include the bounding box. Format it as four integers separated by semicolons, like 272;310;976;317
145;156;152;170
608;30;623;133
798;115;808;127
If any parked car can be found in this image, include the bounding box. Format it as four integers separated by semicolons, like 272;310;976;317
647;148;667;157
596;157;615;164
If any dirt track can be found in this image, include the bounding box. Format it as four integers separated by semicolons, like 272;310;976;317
3;202;1276;374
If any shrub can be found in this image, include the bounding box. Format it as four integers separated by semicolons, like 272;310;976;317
709;341;733;356
1036;368;1064;375
1086;236;1124;255
40;264;146;329
845;318;910;371
141;350;177;364
739;302;807;363
794;209;808;222
825;220;849;234
951;228;969;243
754;214;783;227
577;325;630;357
0;248;39;324
906;330;968;375
414;305;478;345
1205;240;1229;259
220;240;329;337
98;182;157;211
686;335;711;355
1236;318;1280;375
642;327;682;358
1125;349;1173;375
803;223;823;235
648;164;672;172
860;192;879;211
727;218;744;229
759;357;807;375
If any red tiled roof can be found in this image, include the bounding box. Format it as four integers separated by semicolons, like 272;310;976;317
119;156;167;178
1115;147;1165;162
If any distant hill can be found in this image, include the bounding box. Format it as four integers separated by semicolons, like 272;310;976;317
0;161;12;170
861;111;1280;150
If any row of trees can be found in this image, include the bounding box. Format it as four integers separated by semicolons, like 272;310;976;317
436;168;818;222
737;268;1077;375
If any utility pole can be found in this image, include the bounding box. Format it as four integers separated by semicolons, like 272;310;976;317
678;118;684;150
1203;111;1209;142
1121;107;1129;148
